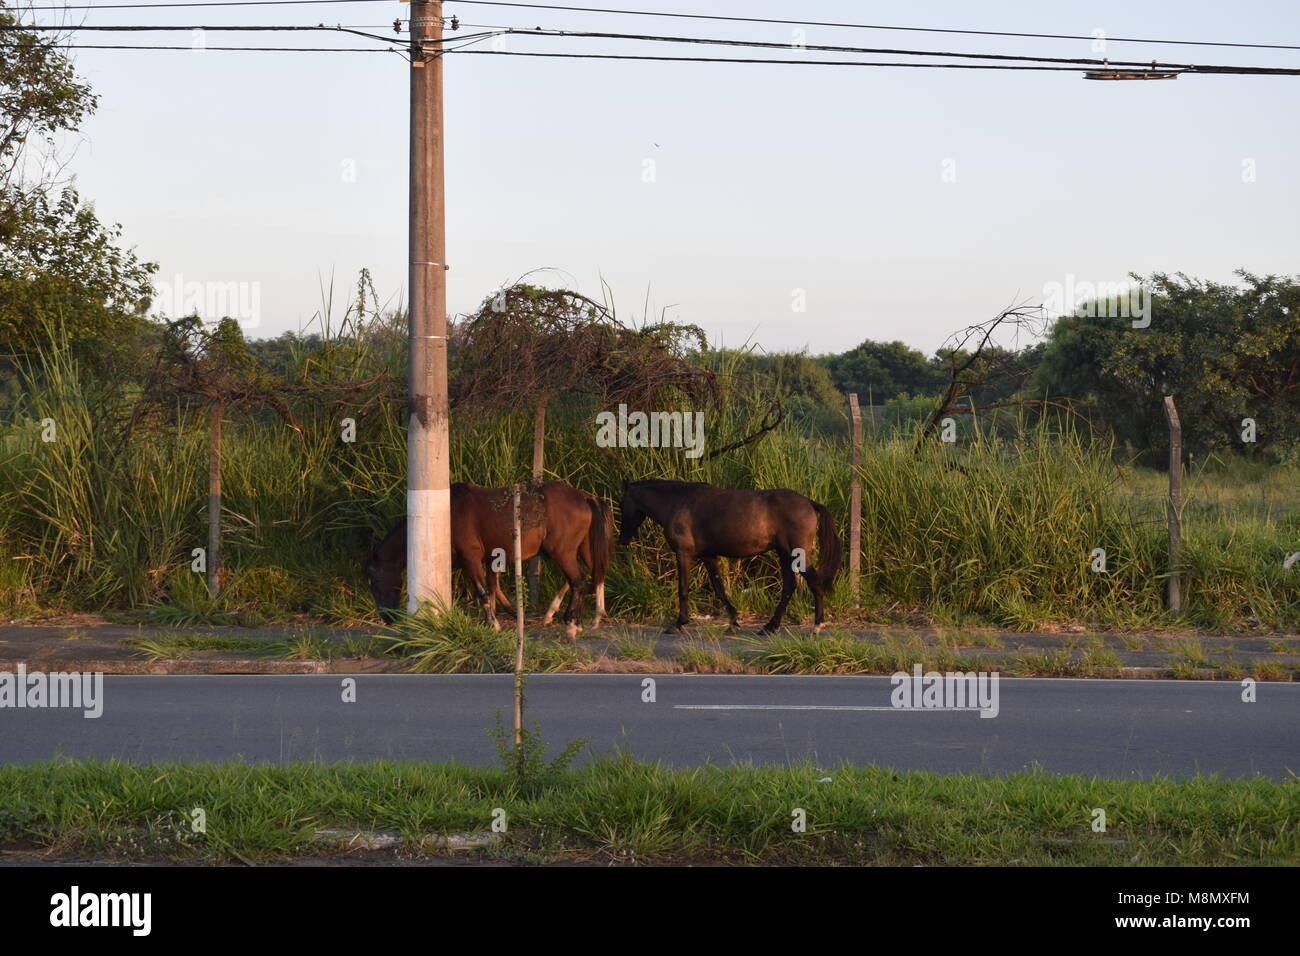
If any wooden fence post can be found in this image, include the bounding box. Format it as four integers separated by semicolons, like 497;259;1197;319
207;400;223;599
512;484;526;747
848;393;862;607
1163;396;1183;613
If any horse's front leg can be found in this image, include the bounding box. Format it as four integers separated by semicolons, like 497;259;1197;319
541;583;569;626
761;550;798;634
464;559;499;631
667;550;693;632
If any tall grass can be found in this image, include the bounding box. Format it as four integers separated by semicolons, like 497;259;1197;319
2;314;1298;632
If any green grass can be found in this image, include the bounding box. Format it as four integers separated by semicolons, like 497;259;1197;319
121;633;270;660
3;317;1299;634
678;640;746;673
1;757;1296;865
613;636;656;661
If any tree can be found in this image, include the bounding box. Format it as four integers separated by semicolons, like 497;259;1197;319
1031;271;1300;459
819;339;946;403
0;187;156;358
0;2;97;241
0;5;155;366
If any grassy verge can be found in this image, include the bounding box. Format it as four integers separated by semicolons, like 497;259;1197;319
112;619;1300;680
1;757;1295;865
3;319;1298;634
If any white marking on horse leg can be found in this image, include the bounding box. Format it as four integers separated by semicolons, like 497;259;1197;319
592;582;606;626
565;620;580;642
542;584;568;626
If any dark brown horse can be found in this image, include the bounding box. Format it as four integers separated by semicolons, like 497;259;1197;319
366;481;613;640
618;479;841;633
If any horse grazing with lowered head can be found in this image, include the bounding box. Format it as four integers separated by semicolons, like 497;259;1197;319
366;481;613;640
618;479;841;633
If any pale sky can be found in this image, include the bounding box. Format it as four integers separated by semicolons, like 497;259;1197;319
39;0;1300;354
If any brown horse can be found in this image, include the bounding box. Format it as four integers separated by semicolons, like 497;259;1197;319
617;479;841;633
366;481;613;640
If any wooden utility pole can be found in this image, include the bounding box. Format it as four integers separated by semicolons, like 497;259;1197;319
848;393;862;607
406;0;453;613
1163;395;1183;613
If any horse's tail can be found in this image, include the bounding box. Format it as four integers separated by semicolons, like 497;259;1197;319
586;495;614;587
811;500;843;587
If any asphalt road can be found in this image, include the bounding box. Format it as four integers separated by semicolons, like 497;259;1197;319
2;675;1297;779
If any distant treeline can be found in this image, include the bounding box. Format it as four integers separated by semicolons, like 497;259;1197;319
217;269;1300;463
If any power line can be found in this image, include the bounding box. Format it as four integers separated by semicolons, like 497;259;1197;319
440;1;1300;52
9;41;400;49
448;51;1100;71
446;49;1300;75
2;23;410;43
14;39;1300;74
2;24;1208;70
22;0;395;8
11;12;1298;74
17;0;1300;53
3;23;512;45
472;27;1196;70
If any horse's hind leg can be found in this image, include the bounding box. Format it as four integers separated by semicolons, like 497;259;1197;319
702;557;739;629
579;536;605;628
593;580;606;627
667;551;693;632
800;566;827;632
761;550;798;634
547;550;587;642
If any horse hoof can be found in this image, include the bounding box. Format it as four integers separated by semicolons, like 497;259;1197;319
813;622;827;634
565;623;580;642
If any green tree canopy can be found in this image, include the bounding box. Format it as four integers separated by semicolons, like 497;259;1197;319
0;187;156;359
818;339;946;403
1031;271;1300;458
0;5;155;365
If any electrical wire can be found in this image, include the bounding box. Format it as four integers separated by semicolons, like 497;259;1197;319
454;26;1207;70
446;51;1104;71
7;41;401;49
441;1;1300;52
450;49;1300;75
2;22;409;43
16;0;1300;53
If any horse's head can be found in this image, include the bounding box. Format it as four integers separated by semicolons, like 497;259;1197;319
617;482;648;546
365;552;403;624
